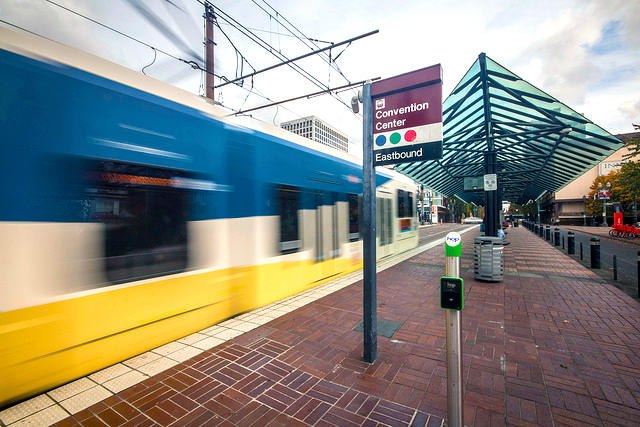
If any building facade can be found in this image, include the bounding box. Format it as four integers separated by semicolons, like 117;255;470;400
552;132;636;224
281;116;349;153
417;187;446;223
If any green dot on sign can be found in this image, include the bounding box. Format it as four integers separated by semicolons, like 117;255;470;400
390;133;401;144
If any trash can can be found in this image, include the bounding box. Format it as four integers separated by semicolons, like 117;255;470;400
474;236;504;282
480;224;485;232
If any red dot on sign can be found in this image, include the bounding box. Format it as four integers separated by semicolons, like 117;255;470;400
404;129;417;142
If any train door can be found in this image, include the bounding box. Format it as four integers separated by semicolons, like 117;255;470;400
377;197;393;258
328;192;339;276
314;192;323;264
314;191;338;279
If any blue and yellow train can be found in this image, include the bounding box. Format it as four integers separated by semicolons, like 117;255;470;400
0;27;419;406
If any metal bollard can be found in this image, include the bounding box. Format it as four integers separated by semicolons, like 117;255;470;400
613;255;617;281
567;232;575;254
590;237;600;269
554;228;560;246
534;224;538;235
539;224;543;238
545;226;551;241
562;236;565;250
443;233;463;427
580;242;583;260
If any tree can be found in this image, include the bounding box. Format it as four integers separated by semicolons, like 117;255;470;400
585;124;640;222
616;124;640;221
586;172;618;217
521;201;537;219
621;123;640;161
618;161;640;221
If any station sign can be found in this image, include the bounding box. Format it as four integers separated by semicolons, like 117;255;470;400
371;65;443;166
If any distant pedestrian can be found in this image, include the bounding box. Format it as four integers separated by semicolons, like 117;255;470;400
497;226;505;239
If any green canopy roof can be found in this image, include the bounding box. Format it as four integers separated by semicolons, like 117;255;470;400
395;53;623;204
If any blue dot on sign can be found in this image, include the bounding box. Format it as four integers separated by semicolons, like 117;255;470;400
375;135;386;146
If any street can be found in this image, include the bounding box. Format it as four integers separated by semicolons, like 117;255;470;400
523;224;639;299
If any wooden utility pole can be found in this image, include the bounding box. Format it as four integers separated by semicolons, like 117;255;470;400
205;2;215;100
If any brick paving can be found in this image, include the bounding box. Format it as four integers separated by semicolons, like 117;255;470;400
52;226;640;426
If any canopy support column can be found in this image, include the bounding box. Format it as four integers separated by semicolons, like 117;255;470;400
484;151;498;236
480;52;499;237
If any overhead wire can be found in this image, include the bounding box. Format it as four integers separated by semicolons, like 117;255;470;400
204;2;355;112
5;4;291;116
42;0;190;67
253;0;351;84
205;7;293;115
0;18;57;42
216;21;328;42
21;0;318;119
39;0;286;112
141;47;157;75
250;0;360;111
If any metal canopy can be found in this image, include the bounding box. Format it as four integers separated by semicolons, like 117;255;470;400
395;53;623;205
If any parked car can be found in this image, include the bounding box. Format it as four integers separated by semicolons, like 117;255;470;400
463;217;483;224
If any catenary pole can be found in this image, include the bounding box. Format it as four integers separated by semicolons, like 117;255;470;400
205;3;215;100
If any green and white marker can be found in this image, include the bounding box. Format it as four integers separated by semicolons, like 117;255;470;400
444;231;462;257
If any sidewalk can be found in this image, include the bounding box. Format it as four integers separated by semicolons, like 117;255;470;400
4;226;640;426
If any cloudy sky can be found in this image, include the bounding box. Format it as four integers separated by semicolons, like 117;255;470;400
2;0;639;155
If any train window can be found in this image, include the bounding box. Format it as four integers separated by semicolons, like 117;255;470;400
348;194;360;241
397;189;414;218
279;185;301;254
84;160;189;284
397;189;406;218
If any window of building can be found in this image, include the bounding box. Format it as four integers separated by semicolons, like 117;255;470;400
278;185;301;254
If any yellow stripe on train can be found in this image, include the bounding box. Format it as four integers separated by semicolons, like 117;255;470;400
0;257;361;406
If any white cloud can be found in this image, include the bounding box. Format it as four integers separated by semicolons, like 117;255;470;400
2;0;639;144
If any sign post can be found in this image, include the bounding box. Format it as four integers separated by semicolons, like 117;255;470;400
362;82;377;363
361;65;443;363
442;232;464;427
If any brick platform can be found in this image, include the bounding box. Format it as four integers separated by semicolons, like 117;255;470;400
41;226;640;425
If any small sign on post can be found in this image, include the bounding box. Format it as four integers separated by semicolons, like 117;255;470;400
483;173;497;191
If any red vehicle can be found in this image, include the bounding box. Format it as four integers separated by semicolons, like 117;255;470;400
610;223;640;239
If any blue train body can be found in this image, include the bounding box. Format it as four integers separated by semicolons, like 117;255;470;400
0;28;417;406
